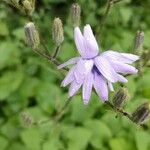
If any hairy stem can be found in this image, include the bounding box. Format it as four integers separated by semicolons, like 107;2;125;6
105;101;146;128
52;46;61;59
96;0;113;36
96;0;123;36
33;47;69;71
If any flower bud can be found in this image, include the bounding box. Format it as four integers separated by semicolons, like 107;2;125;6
22;0;35;14
134;30;144;53
24;22;40;48
20;112;33;127
112;87;129;107
131;102;150;124
71;3;81;27
52;18;64;46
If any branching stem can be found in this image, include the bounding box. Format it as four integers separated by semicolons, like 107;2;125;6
52;46;61;59
96;0;124;36
105;101;146;128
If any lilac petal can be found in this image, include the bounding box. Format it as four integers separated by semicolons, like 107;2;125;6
74;27;86;57
83;25;99;58
117;74;128;83
121;53;139;62
61;67;75;87
82;71;93;105
68;80;82;97
110;61;138;74
83;24;99;50
57;57;80;69
83;38;99;58
94;72;108;101
94;56;118;83
108;82;114;91
102;50;139;64
74;59;94;83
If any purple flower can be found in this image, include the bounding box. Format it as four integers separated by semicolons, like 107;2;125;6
58;25;139;105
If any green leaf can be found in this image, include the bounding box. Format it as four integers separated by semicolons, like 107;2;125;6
0;22;9;36
42;138;63;150
21;128;42;150
119;7;132;25
137;70;150;98
109;138;133;150
126;76;137;99
64;127;92;150
0;70;24;100
1;116;20;139
7;142;28;150
70;95;96;123
0;42;20;69
135;131;150;150
84;119;112;149
35;82;62;114
12;28;24;40
0;136;9;150
59;43;76;61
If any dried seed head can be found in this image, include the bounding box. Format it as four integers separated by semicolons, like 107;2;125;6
134;30;144;53
131;102;150;124
24;22;40;48
52;18;64;46
71;3;81;27
20;112;34;127
112;87;129;107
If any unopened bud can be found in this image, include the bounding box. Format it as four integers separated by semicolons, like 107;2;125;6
134;30;144;53
24;22;40;48
71;3;81;27
112;87;129;107
131;102;150;124
20;112;33;127
22;0;35;14
52;18;64;46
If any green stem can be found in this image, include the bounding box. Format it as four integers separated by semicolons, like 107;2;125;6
105;101;146;129
96;0;124;36
33;47;69;71
52;46;61;59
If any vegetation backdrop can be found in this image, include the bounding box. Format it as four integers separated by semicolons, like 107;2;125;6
0;0;150;150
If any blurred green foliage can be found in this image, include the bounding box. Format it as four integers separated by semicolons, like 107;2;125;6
0;0;150;150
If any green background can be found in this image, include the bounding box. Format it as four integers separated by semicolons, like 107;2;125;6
0;0;150;150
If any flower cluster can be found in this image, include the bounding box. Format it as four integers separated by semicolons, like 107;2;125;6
58;25;139;104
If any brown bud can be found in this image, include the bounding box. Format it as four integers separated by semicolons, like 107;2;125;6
20;112;33;127
131;102;150;124
112;87;129;107
71;3;81;27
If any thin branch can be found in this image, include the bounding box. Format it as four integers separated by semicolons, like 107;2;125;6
52;46;61;59
105;101;146;128
54;98;71;122
34;98;72;125
96;0;113;35
96;0;124;36
33;48;69;71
